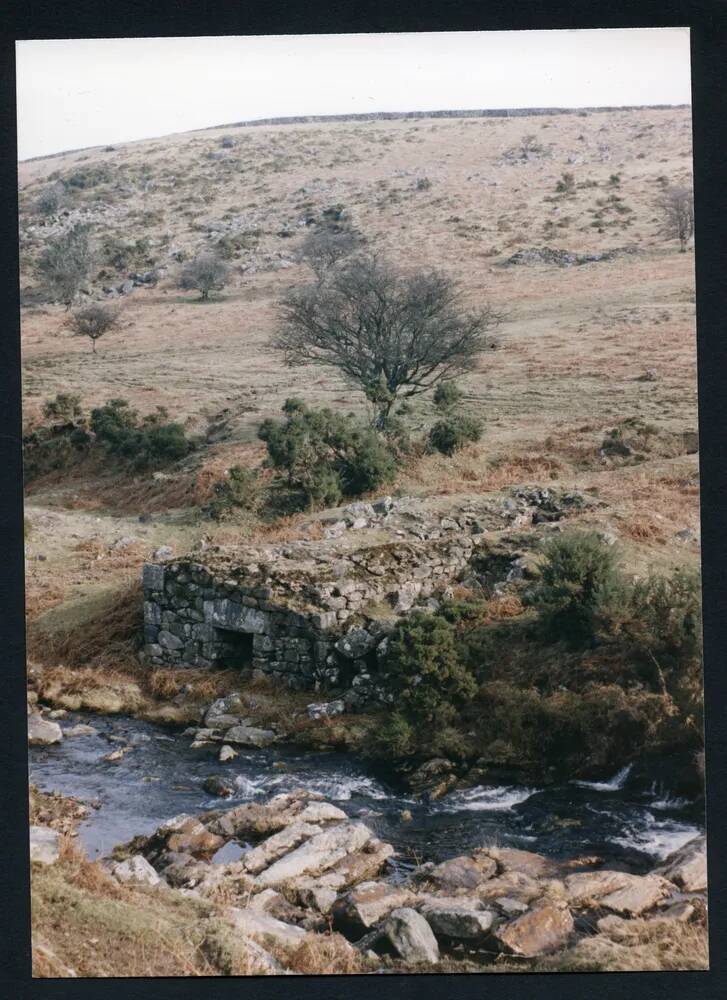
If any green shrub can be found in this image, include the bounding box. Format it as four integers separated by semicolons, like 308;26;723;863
626;568;702;663
207;466;264;521
90;399;193;470
258;399;396;510
476;680;670;771
429;415;482;455
528;531;625;643
383;611;477;724
65;164;112;189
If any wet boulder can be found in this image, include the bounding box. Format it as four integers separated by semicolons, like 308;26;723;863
204;775;236;799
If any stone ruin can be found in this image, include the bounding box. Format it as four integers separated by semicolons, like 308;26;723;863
141;488;592;709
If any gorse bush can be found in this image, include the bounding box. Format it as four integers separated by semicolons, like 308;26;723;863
527;531;625;644
383;611;477;724
429;415;482;456
258;399;397;510
207;466;264;521
90;399;194;470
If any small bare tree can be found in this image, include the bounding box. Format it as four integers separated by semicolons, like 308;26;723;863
37;224;93;308
298;228;361;279
275;254;501;427
656;185;694;252
66;303;120;353
179;252;229;300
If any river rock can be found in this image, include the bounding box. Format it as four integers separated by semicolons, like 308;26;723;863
287;837;395;911
63;723;98;737
210;792;339;839
333;881;413;934
226;906;307;955
383;908;440;964
428;855;488;892
28;714;63;745
224;724;277;748
656;835;707;892
111;854;161;886
219;745;237;762
204;776;235;798
598;874;674;916
495;898;574;957
488;846;559;879
563;869;637;907
255;821;372;887
477;870;544;905
408;758;457;800
166;818;226;857
421;901;495;940
242;822;323;875
30;825;61;864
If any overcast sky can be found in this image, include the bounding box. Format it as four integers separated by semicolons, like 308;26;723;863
15;28;691;161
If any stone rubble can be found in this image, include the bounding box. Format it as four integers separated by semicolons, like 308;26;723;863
103;788;705;972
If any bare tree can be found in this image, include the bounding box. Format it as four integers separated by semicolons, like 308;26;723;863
36;224;93;308
275;254;501;426
178;252;229;300
298;228;361;278
656;186;694;252
66;303;120;353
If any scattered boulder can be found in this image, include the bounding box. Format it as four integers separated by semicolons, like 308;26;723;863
383;907;440;965
63;723;98;737
563;869;636;907
29;825;61;865
219;745;237;763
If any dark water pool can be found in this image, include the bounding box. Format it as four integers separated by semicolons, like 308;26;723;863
29;712;704;873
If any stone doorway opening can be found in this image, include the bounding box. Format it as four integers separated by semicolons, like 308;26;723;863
212;628;254;670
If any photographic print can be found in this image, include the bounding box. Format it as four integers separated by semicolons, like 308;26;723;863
18;28;707;977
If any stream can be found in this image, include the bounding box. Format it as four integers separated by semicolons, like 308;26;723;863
29;712;704;875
